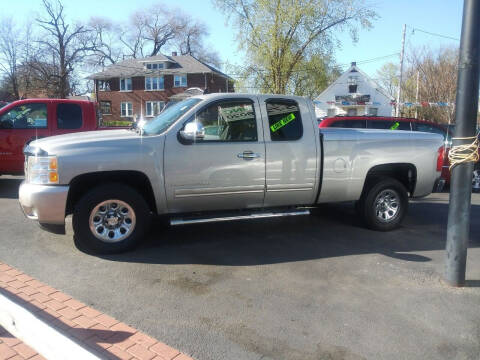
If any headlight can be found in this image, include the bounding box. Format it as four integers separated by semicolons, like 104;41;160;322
26;156;59;184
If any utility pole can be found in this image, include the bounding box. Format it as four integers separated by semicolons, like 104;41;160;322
414;71;419;118
445;0;480;287
395;24;406;117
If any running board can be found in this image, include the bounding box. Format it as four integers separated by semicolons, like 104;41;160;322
170;209;310;226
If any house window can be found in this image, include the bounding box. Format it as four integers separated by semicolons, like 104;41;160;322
100;101;111;115
120;78;132;91
98;80;110;91
121;102;133;117
145;76;164;91
146;63;164;70
348;76;358;93
146;101;165;117
174;74;187;87
347;108;357;116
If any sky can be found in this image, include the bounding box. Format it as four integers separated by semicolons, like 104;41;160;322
1;0;464;79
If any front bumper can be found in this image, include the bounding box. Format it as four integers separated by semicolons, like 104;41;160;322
19;181;69;232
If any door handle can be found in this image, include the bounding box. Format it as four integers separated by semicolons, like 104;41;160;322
237;151;260;160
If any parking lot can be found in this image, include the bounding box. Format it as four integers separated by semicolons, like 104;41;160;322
1;175;480;360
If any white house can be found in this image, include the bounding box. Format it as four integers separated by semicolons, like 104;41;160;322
314;62;394;118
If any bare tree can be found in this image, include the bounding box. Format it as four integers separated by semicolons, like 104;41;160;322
120;5;183;58
175;19;221;68
143;5;179;56
0;19;41;99
403;46;458;124
119;4;221;66
35;0;94;98
87;17;123;67
0;18;21;99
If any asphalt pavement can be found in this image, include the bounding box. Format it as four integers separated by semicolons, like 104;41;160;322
1;175;480;360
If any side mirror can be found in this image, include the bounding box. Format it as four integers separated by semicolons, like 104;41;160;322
179;122;205;143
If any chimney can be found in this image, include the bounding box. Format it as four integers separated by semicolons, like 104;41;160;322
172;51;178;56
351;61;356;67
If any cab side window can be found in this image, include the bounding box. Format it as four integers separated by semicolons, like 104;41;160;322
266;99;303;141
57;103;82;129
367;119;411;130
0;103;48;129
189;100;257;142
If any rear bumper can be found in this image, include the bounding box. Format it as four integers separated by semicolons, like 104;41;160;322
19;181;69;232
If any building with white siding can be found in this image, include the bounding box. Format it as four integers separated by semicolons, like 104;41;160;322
314;62;394;118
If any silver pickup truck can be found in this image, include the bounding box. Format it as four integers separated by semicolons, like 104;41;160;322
19;94;444;253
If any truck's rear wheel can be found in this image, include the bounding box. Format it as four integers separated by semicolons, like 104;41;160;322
72;183;150;254
357;178;408;231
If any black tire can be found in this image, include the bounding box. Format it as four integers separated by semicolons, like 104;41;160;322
72;183;151;254
357;177;408;231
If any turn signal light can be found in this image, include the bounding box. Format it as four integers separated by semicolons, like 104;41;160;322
49;157;58;170
49;172;58;183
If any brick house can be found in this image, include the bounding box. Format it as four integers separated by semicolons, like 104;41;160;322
88;53;234;122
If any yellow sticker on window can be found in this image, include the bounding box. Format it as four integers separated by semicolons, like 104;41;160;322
270;113;296;132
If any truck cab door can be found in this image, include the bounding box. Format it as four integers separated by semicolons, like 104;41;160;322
259;97;320;207
0;102;50;174
164;97;266;213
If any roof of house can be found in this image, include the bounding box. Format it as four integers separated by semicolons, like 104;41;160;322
87;55;230;80
137;54;173;62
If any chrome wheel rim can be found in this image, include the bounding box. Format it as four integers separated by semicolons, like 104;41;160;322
374;189;400;222
472;170;480;190
89;200;136;243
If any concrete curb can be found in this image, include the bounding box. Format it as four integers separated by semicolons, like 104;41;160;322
0;293;100;359
0;262;195;360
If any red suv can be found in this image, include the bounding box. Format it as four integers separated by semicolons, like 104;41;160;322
318;116;454;189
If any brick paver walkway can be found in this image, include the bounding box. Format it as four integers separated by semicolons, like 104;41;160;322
0;325;45;360
0;262;194;360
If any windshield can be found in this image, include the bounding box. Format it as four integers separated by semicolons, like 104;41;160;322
141;98;202;135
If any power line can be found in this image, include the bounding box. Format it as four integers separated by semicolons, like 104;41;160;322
409;26;460;42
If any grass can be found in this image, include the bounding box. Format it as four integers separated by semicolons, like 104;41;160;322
101;120;132;127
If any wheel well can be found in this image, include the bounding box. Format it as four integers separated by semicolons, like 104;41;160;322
66;171;157;215
362;163;417;197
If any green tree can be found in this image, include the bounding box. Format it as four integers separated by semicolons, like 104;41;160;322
213;0;377;95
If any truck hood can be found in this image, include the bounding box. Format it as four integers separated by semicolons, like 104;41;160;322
30;129;140;154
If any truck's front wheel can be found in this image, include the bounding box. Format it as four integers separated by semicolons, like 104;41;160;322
72;183;150;254
357;178;408;231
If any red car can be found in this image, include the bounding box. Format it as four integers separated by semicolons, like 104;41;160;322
318;116;455;189
0;98;126;175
